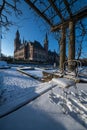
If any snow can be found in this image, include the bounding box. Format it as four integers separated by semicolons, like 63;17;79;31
79;67;87;76
0;61;7;66
0;67;56;117
17;66;58;79
52;78;76;88
0;66;87;130
24;69;43;78
0;61;10;69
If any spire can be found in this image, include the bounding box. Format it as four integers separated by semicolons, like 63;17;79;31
44;33;48;43
23;37;25;44
44;33;48;55
14;30;21;51
16;30;20;39
46;33;48;41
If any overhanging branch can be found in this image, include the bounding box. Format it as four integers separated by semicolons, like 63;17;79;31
63;0;72;17
25;0;53;26
48;0;64;22
51;6;87;31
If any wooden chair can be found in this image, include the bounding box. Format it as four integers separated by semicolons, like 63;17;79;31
52;60;81;99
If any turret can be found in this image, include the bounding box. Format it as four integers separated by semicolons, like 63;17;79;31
14;30;21;51
44;33;48;55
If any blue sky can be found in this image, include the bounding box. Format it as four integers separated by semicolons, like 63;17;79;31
1;0;87;58
1;1;58;57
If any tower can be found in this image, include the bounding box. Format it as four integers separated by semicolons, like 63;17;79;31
44;33;48;55
14;30;21;51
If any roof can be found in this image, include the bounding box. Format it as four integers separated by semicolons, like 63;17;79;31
48;50;58;56
25;0;87;31
30;40;44;50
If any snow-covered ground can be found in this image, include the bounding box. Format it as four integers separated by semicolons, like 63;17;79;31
0;65;87;130
0;61;10;69
20;68;44;78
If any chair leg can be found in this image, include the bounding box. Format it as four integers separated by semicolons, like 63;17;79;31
74;84;81;101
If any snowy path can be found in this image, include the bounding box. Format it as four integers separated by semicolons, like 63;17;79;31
0;67;87;130
0;67;56;117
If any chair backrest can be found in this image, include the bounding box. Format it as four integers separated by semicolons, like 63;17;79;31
63;60;81;77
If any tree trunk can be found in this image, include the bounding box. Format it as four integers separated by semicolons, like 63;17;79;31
68;20;75;60
60;25;66;70
68;20;75;70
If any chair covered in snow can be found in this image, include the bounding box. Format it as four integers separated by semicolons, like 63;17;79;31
52;60;81;97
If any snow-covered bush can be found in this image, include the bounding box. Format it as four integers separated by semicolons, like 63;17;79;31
0;61;7;67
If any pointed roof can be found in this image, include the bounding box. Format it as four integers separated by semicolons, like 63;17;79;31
16;30;20;38
44;33;48;43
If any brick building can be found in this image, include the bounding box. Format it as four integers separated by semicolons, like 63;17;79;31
14;30;59;64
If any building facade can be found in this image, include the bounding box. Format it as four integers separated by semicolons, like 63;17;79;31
14;30;59;64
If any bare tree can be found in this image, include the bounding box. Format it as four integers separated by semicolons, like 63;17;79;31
0;0;22;30
75;20;87;59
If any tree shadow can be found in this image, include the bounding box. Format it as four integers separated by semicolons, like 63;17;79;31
49;91;87;129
